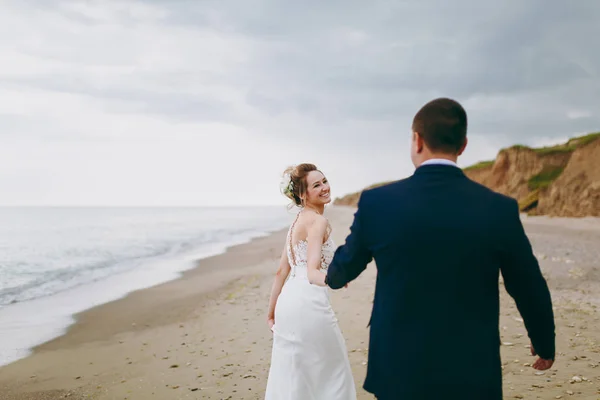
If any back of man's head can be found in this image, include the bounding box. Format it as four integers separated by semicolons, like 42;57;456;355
412;98;468;155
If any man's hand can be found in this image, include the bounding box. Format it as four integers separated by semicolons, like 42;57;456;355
531;343;554;370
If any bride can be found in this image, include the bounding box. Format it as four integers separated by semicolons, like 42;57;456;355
265;163;356;399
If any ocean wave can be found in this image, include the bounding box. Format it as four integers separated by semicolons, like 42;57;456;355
0;207;292;308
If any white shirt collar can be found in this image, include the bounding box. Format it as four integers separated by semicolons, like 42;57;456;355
420;158;459;168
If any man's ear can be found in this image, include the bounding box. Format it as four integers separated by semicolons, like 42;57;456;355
457;137;468;156
414;132;424;153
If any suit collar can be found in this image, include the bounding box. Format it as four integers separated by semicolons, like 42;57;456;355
413;163;465;177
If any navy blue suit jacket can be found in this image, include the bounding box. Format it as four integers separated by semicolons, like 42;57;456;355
326;164;555;399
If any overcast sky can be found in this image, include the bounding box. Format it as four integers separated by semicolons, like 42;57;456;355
1;1;599;206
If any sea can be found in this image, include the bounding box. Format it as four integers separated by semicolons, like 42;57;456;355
0;206;294;366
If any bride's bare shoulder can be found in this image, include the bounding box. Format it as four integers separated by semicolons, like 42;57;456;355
303;212;327;227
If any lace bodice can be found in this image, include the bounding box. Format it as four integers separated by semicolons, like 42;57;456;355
286;215;335;277
287;237;335;271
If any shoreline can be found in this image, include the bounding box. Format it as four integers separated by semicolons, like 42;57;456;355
0;222;290;368
1;207;600;399
0;219;293;399
38;226;289;353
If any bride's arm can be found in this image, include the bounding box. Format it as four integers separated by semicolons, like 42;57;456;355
306;216;328;287
266;245;291;328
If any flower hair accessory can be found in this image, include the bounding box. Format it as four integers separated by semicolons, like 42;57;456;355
285;181;294;196
280;171;295;198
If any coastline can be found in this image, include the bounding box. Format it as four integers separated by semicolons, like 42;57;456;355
1;207;600;399
0;214;292;369
0;220;295;399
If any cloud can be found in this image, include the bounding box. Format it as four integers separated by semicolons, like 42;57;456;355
1;0;599;205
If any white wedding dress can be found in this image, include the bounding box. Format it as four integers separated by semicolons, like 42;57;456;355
265;217;356;399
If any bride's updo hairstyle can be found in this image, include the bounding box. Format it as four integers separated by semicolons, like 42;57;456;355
281;163;319;207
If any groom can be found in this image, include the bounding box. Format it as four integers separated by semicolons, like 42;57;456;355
325;98;556;399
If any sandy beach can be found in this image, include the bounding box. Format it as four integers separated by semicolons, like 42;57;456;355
1;206;600;399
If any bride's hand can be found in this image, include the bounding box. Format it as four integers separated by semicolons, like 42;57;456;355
267;317;275;332
344;283;349;288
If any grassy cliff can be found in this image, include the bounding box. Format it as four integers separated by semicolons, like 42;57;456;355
334;132;600;217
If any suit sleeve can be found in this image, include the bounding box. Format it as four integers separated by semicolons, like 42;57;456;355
499;199;555;360
326;193;373;289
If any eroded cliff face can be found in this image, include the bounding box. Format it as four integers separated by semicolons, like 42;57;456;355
334;181;395;206
334;192;361;207
462;164;493;187
334;134;600;217
536;139;600;217
465;147;571;204
474;147;544;200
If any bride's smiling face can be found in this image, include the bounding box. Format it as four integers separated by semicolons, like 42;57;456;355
303;171;331;207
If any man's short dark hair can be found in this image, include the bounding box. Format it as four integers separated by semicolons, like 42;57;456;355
412;98;467;154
